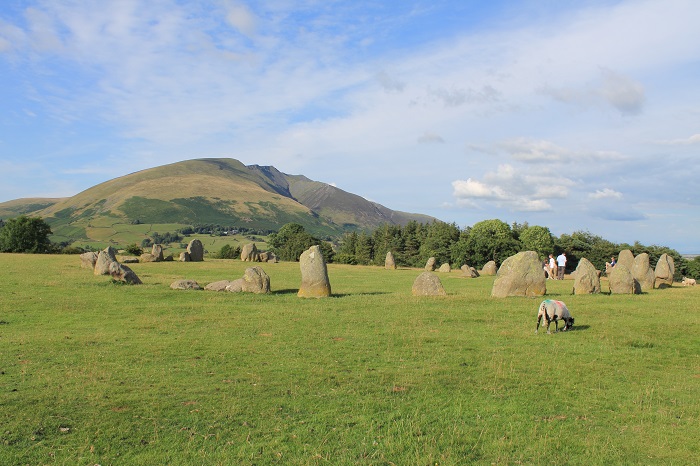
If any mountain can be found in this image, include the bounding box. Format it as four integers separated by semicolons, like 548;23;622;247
0;158;436;242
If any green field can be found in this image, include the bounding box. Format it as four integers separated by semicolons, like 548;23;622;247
1;254;698;465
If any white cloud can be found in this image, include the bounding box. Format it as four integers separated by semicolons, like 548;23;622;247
226;2;257;37
598;68;645;115
654;133;700;145
589;188;623;200
452;164;573;213
417;132;444;144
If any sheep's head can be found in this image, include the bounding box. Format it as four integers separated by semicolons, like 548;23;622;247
565;317;575;330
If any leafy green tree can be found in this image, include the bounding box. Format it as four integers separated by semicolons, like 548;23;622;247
216;244;241;259
268;223;334;262
683;256;700;280
419;221;460;266
336;231;359;264
463;219;520;267
519;225;554;259
0;216;53;253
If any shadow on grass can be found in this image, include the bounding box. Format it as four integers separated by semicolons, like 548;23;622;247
568;325;590;332
272;289;390;297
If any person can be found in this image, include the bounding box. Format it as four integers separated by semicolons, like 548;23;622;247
548;254;557;280
610;256;616;267
543;260;551;279
556;252;567;280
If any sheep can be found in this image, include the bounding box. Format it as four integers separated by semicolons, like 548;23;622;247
536;299;575;334
682;277;696;286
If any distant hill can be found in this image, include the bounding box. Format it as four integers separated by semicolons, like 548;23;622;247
0;158;437;243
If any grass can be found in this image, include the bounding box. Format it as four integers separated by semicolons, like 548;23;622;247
1;254;698;465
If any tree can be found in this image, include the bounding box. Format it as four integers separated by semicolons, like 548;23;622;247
0;216;53;253
268;223;333;262
519;225;554;259
419;221;460;266
463;219;520;267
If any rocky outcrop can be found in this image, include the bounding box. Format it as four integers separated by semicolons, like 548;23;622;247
170;279;202;290
241;243;259;262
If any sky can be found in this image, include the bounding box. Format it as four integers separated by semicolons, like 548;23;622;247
1;0;699;253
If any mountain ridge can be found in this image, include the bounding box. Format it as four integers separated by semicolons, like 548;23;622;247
0;158;437;241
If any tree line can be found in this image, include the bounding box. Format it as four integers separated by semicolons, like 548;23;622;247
2;215;699;280
331;219;697;279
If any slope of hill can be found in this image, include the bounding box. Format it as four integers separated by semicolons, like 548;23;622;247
0;158;437;244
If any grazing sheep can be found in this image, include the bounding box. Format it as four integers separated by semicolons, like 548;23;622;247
536;299;575;334
682;277;696;286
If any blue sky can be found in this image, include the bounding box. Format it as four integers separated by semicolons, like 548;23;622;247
1;0;699;252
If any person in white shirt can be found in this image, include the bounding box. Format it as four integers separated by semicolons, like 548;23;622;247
556;252;567;280
548;254;557;279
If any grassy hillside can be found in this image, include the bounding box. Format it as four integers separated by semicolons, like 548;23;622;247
1;253;698;464
0;158;438;246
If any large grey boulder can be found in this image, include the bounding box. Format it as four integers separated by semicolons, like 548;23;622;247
241;243;259;262
438;263;451;273
108;261;142;285
480;261;498;276
491;251;546;298
572;257;601;294
170;279;202;290
654;253;675;289
608;264;640;294
385;251;396;270
179;252;191;262
412;272;446;296
424;257;436;272
617;249;635;271
632;253;655;291
187;239;204;262
298;245;331;298
80;251;98;269
238;266;270;294
94;247;119;275
205;280;233;292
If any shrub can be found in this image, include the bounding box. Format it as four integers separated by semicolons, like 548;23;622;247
216;244;241;259
124;243;143;256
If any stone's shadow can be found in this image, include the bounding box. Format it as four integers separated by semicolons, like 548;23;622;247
272;289;391;297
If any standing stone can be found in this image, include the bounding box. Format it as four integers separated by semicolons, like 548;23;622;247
94;247;119;275
572;258;601;294
412;272;446;296
460;265;479;278
424;257;436;271
179;251;191;262
121;256;140;264
241;243;259;262
80;251;98;269
480;261;498;276
151;244;164;262
385;251;397;270
632;253;655;291
608;264;639;294
139;252;157;262
438;263;451;273
108;262;142;285
298;245;331;298
654;253;675;289
491;251;546;298
616;249;635;271
239;266;271;294
259;252;270;262
187;239;204;262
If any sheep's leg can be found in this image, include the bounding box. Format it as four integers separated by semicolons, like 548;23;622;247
536;315;542;333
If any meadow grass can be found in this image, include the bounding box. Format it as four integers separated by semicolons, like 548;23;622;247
1;254;698;465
